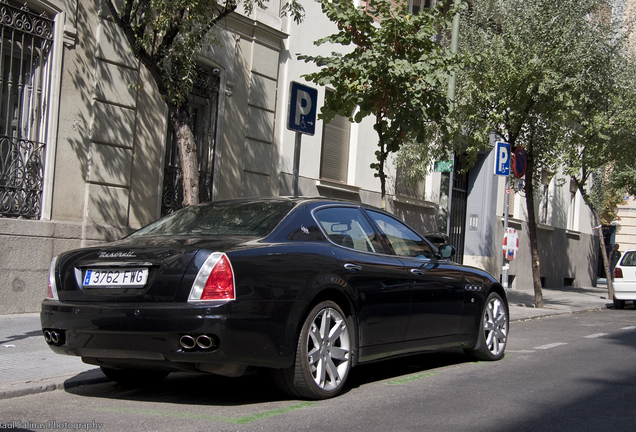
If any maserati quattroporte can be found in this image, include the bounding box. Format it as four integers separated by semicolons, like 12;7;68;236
41;197;508;399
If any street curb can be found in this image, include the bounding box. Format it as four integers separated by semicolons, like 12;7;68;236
0;369;107;400
509;305;610;322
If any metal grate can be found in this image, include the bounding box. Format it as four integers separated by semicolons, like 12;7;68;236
162;65;220;215
448;155;468;264
0;0;53;219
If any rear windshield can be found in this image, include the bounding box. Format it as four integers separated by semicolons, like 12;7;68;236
129;200;296;237
620;251;636;267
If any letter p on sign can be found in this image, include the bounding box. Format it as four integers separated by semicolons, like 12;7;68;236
494;141;510;176
295;90;311;125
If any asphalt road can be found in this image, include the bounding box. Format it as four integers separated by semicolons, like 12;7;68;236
1;308;635;432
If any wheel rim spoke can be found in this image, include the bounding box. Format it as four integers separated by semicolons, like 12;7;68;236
483;297;508;355
306;306;351;391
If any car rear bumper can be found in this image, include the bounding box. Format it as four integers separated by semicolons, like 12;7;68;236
40;299;302;371
613;280;636;300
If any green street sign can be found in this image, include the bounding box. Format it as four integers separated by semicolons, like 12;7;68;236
434;160;454;172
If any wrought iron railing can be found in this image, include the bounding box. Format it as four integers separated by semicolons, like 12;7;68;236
161;166;214;215
0;135;45;218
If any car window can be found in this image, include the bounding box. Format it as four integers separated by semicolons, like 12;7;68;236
314;207;383;253
620;251;636;266
129;200;296;237
366;210;435;259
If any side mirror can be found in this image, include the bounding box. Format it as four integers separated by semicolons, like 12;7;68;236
438;244;456;259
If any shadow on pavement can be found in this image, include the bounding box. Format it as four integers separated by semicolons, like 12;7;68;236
64;348;474;405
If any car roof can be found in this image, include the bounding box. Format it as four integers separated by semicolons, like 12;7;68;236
199;196;385;212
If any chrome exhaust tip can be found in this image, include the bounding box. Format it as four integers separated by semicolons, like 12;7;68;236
196;335;214;350
43;329;63;345
179;335;196;350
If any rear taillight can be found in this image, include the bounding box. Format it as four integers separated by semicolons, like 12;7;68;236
47;256;59;300
614;267;623;279
189;252;235;302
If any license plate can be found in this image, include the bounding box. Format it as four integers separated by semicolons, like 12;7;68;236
83;268;148;287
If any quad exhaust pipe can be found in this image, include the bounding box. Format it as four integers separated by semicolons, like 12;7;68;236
43;329;64;346
179;334;217;351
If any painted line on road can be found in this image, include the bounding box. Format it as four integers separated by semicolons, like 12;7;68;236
584;333;608;339
387;371;439;385
534;343;568;350
94;402;315;425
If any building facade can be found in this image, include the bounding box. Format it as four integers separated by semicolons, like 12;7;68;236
0;0;600;314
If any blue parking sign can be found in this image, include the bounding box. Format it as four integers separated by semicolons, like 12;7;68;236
288;82;318;135
494;141;510;176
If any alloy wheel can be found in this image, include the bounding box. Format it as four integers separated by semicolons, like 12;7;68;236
483;295;508;356
305;306;351;391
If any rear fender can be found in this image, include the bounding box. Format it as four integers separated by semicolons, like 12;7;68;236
283;273;359;368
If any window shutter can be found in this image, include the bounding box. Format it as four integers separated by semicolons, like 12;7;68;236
320;106;351;183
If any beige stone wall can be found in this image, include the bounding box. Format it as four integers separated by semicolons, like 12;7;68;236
0;218;129;314
0;0;166;313
0;2;290;313
616;197;636;251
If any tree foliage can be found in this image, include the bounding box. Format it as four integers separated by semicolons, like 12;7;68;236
104;0;304;207
299;0;465;205
451;0;636;306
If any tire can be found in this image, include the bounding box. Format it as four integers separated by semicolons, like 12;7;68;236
100;367;169;388
272;301;353;400
613;298;626;309
465;292;509;361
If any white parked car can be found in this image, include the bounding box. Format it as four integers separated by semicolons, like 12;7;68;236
612;249;636;309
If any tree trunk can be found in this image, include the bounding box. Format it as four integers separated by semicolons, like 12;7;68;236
169;104;200;207
523;141;544;308
593;209;614;300
375;116;387;209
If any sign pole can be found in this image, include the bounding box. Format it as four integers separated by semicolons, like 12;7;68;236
494;141;511;291
292;132;302;197
287;82;318;198
502;176;510;291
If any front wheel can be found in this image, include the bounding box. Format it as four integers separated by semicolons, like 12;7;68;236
272;301;353;399
465;292;509;361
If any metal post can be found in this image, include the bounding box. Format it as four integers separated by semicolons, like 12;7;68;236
502;176;510;290
292;132;302;197
447;10;461;110
445;10;461;239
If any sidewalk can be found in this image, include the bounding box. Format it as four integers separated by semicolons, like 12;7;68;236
0;286;614;400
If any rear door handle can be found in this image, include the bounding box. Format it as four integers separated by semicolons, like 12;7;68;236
410;268;425;277
344;263;362;272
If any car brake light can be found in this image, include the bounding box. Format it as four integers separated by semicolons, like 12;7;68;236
47;256;59;300
614;267;623;279
189;252;235;302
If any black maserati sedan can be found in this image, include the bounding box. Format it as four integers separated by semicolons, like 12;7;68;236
41;197;508;399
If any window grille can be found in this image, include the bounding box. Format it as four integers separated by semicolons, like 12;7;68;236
0;0;53;219
162;65;220;215
448;155;468;263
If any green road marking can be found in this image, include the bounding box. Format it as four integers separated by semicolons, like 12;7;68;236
387;371;438;385
95;402;315;425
